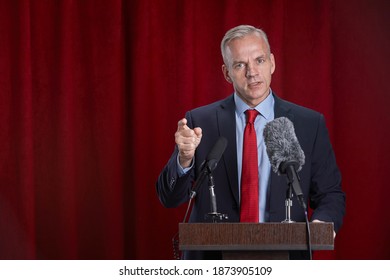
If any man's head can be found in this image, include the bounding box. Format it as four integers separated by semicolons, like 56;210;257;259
221;25;276;107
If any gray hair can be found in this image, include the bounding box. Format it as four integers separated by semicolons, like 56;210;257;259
221;25;271;65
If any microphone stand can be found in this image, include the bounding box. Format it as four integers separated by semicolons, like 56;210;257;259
205;167;228;223
281;184;295;223
280;164;312;259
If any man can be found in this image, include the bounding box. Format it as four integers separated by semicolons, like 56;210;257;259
156;25;345;259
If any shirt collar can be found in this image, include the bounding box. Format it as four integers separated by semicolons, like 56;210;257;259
234;90;274;120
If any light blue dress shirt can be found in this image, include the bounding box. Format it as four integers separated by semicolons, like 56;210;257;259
234;92;274;222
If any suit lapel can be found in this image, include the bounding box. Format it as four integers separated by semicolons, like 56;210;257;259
274;94;293;120
216;95;240;206
269;93;295;221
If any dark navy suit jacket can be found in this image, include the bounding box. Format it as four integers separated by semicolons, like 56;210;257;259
157;93;345;259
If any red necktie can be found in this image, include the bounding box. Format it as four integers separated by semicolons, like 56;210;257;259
240;109;259;222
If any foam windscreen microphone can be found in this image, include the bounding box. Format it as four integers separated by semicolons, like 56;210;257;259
263;117;307;209
263;117;305;175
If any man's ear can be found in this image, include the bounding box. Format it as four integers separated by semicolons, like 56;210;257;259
222;64;232;83
270;53;276;74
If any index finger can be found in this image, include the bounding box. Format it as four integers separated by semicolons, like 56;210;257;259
177;118;190;131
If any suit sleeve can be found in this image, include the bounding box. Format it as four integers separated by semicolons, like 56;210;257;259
156;146;195;208
156;112;195;208
309;114;346;232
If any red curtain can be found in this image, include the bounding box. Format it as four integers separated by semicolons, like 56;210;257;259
0;0;389;260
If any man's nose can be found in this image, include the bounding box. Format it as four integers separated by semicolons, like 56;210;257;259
245;63;258;78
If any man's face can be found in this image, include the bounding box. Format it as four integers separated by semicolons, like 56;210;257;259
222;33;276;107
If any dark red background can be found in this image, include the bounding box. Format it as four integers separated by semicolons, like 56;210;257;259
0;0;389;259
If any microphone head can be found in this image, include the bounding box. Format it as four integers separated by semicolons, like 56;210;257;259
206;137;228;171
263;117;305;174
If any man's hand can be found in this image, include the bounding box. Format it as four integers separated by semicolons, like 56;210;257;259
312;219;336;239
175;118;202;168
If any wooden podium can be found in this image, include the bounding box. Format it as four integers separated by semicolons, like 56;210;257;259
179;222;334;259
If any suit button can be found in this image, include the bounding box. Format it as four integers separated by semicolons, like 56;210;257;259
169;178;175;189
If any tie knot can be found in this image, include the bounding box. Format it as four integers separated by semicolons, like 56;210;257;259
245;109;259;124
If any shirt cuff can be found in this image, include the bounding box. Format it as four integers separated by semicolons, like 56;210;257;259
177;154;194;176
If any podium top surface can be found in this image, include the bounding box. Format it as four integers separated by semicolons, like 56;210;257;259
179;222;334;251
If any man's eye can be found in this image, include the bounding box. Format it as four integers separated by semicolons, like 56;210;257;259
257;58;265;64
235;63;244;69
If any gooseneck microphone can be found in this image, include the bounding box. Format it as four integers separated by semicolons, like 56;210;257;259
183;137;228;223
191;136;228;198
177;136;228;259
202;136;228;173
263;117;306;210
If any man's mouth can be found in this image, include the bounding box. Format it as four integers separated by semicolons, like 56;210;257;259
248;81;262;88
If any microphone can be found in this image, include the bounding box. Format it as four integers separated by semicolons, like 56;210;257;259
203;136;228;221
263;117;307;209
202;136;228;172
183;136;228;224
191;137;228;198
